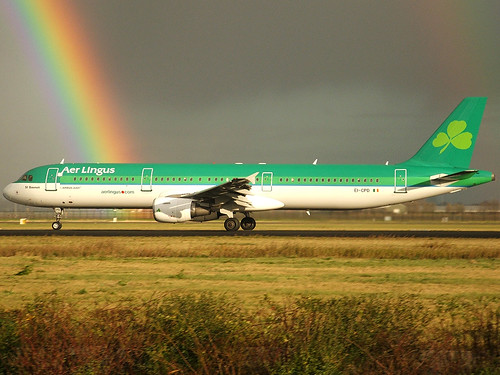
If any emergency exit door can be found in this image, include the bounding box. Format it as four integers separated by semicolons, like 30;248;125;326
261;172;273;192
394;169;407;193
141;168;153;192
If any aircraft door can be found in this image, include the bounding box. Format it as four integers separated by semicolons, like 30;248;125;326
45;168;59;191
394;169;407;193
261;172;273;192
141;168;153;192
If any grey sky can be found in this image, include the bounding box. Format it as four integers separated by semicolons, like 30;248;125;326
0;1;498;208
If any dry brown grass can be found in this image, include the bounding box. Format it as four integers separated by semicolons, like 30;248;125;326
0;236;499;259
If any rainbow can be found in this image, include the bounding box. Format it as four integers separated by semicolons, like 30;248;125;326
3;0;137;162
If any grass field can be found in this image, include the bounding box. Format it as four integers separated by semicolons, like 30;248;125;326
1;228;498;309
0;221;498;373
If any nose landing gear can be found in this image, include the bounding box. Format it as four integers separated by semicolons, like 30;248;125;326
52;207;63;230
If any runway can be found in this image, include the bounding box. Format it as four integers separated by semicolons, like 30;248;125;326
0;229;498;238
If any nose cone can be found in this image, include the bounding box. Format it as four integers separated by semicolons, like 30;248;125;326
2;183;18;203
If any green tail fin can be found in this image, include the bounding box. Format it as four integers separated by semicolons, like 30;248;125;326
406;97;487;168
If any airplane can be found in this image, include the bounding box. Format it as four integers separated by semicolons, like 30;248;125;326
2;97;495;231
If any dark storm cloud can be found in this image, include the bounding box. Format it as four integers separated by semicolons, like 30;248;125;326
83;1;432;106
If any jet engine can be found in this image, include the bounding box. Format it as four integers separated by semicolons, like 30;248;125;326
153;197;217;223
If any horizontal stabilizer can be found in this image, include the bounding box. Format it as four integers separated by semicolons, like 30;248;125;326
430;170;477;184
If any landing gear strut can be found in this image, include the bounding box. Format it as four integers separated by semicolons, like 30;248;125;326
52;207;63;230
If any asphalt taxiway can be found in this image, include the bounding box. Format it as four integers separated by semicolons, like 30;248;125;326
0;229;498;238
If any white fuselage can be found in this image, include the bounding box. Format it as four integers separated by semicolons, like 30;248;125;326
3;181;460;211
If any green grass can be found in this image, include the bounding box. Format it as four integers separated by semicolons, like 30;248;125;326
1;253;498;309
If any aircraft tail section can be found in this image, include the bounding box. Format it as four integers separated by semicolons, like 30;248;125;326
406;97;487;168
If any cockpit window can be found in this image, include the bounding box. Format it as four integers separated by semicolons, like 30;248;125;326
28;175;33;181
20;175;27;181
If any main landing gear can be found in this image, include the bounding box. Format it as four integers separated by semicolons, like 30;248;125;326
52;207;63;230
223;215;256;232
241;216;256;231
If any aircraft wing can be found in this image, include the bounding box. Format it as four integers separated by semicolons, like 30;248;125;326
180;173;257;201
166;172;283;212
165;172;260;210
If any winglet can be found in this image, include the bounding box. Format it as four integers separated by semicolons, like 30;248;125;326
246;172;259;184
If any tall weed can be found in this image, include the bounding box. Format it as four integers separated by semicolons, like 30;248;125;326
0;294;498;374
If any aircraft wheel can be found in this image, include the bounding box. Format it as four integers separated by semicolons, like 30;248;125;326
241;217;256;231
52;221;62;230
224;218;240;232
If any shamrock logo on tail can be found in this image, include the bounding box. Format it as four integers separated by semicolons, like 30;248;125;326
432;120;473;154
